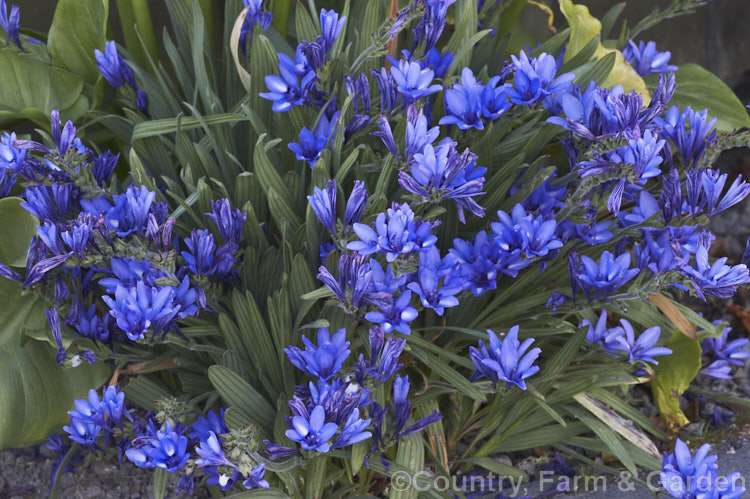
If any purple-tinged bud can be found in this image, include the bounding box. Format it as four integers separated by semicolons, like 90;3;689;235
343;181;368;228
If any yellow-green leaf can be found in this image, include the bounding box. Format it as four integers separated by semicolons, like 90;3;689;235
558;0;648;101
650;330;702;432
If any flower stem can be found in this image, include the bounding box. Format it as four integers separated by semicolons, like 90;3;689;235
49;442;80;499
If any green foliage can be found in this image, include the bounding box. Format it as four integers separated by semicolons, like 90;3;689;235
0;279;109;448
651;331;703;431
48;0;108;83
646;63;750;132
0;0;748;496
0;50;85;122
0;197;38;268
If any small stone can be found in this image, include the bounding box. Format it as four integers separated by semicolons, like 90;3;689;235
517;457;537;477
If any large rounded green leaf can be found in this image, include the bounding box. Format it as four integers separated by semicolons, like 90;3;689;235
0;337;109;448
0;50;83;116
646;63;750;133
47;0;109;83
0;197;38;268
0;280;109;448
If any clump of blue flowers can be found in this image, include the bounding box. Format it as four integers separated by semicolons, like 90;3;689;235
660;439;745;498
7;0;750;496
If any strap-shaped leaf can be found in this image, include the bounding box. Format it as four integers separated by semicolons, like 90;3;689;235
409;346;486;402
389;433;424;499
208;365;275;435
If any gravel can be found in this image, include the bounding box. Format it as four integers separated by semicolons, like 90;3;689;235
0;444;210;498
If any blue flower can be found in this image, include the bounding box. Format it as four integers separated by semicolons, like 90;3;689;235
660;439;744;499
285;405;339;452
95;41;131;89
61;220;92;258
285;327;351;380
0;132;25;173
100;385;130;427
331;408;372;449
580;309;625;352
506;51;574;106
344;180;368;228
190;409;228;442
259;52;314;112
67;388;106;428
469;325;541;390
703;323;750;367
701;169;750;216
206;199;247;246
92;151;119;187
439;67;486;130
390;374;443;439
242;463;270;490
413;0;456;53
370;335;405;384
682;242;750;300
105;185;157;236
319;9;346;54
348;202;438;262
319;242;335;263
608;321;672;365
308;180;337;234
390;60;442;104
345;74;371;115
126;423;190;472
622;40;677;76
102;278;198;341
21;184;75;224
368;259;406;294
195;432;236;468
407;247;461;316
700;360;732;380
656;106;717;168
371;67;399;114
63;417;101;449
571;251;640;301
0;0;22;49
317;253;390;311
288;111;341;167
365;290;418;335
401;141;487;222
404;107;440;163
239;0;272;52
492;204;562;259
424;47;453;79
136;89;149;115
450;232;499;297
181;229;237;281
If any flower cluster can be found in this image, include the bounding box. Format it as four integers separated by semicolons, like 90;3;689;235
269;325;441;466
13;0;750;495
469;326;541;390
580;310;673;365
0;110;245;358
700;321;750;379
660;439;745;498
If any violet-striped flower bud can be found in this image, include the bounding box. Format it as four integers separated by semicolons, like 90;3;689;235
307;180;338;234
343;181;367;228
